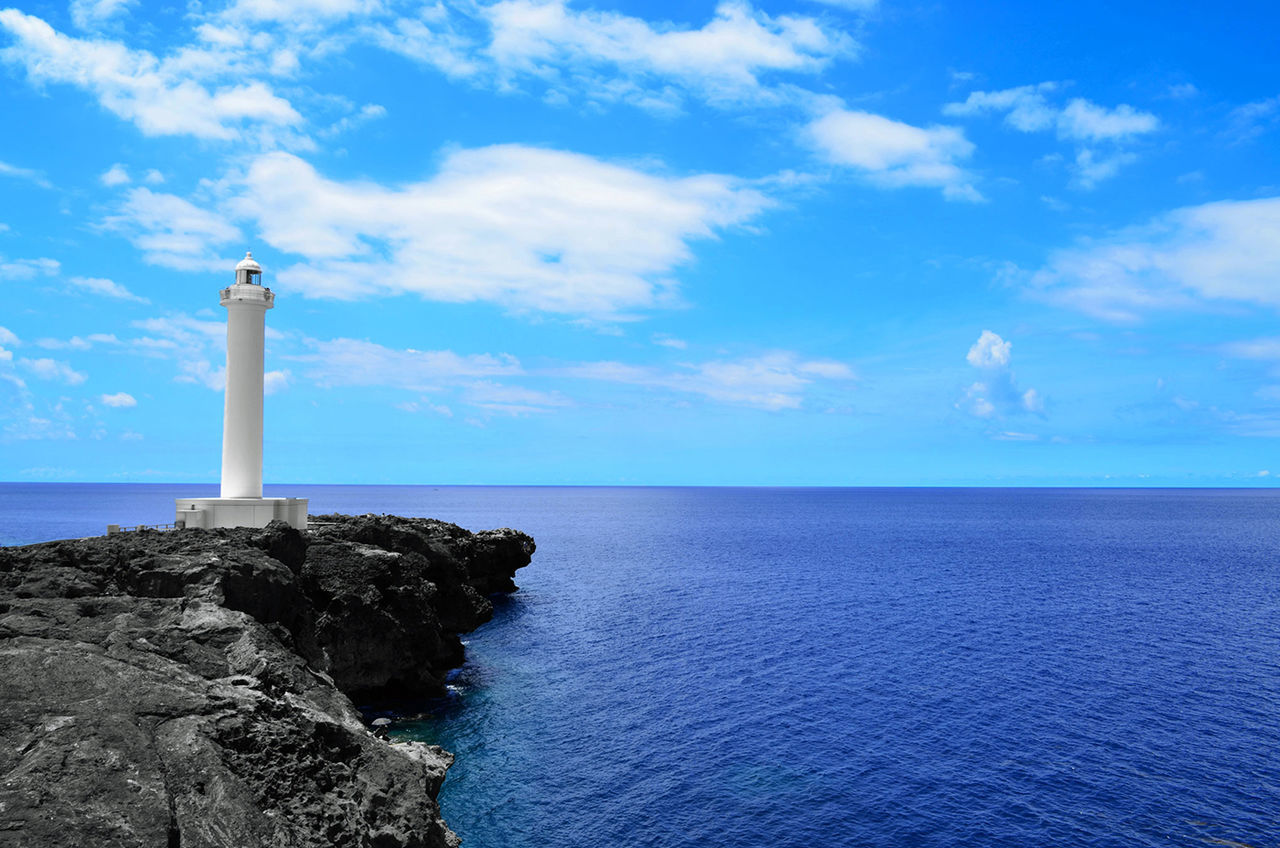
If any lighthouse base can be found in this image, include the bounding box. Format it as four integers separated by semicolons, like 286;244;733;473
175;497;309;531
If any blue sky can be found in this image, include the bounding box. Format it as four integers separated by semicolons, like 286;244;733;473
2;0;1279;485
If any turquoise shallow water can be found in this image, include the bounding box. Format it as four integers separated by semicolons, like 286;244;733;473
4;485;1279;847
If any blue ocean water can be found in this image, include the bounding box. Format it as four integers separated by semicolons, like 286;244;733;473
3;485;1278;847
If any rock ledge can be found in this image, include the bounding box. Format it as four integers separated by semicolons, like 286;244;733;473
0;514;535;848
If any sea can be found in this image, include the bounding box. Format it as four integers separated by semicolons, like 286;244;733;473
2;484;1278;847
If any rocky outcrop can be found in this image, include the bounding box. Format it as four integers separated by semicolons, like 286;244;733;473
0;514;534;848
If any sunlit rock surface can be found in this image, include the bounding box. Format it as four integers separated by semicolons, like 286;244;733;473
0;514;534;848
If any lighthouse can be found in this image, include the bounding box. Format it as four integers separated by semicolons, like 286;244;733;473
175;253;307;530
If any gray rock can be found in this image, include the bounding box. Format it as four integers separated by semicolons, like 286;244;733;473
0;515;534;847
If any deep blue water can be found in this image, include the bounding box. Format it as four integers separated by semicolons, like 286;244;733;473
3;484;1279;847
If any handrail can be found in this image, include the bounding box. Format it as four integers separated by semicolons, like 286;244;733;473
107;522;181;534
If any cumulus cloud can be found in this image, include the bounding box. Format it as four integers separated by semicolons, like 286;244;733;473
100;164;130;186
966;329;1011;368
802;102;980;200
100;391;136;407
116;146;769;319
0;9;304;142
945;83;1158;187
1056;98;1159;141
1028;196;1280;322
946;84;1158;141
958;331;1042;419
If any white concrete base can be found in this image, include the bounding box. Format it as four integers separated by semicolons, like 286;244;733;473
175;497;308;531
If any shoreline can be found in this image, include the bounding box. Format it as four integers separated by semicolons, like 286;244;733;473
0;514;534;847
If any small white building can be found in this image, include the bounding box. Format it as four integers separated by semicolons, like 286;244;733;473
175;253;307;530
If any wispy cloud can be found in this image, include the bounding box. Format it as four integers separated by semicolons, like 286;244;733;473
1028;196;1280;321
293;337;522;392
0;255;60;278
944;82;1159;187
563;350;854;410
0;159;53;189
70;0;136;31
473;0;854;111
107;187;242;271
69;276;149;303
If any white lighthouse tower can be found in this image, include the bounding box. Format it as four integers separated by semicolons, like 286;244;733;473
175;253;307;530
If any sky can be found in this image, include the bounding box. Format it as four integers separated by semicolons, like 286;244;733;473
1;0;1280;486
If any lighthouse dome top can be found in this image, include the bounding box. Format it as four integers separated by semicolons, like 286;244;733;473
235;251;262;274
234;251;263;286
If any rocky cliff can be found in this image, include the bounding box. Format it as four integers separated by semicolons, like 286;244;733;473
0;514;535;848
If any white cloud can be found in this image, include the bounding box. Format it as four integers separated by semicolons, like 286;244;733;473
220;0;380;25
946;85;1158;141
69;275;149;303
264;369;290;395
124;314;228;389
1072;149;1137;190
191;146;768;318
100;163;130;186
944;82;1059;131
806;0;878;8
0;159;52;188
477;0;853;109
1056;98;1159;141
563;350;854;410
293;337;521;391
1029;196;1280;321
109;187;242;271
966;329;1011;368
994;431;1039;441
958;331;1041;419
321;102;387;137
803;103;980;200
142;168;164;184
945;84;1158;187
652;334;688;349
70;0;135;30
0;256;60;279
0;9;304;142
1228;96;1280;143
1222;338;1280;360
464;380;571;414
100;391;136;407
19;357;87;385
0;326;18;346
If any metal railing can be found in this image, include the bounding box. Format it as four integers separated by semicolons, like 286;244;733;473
106;522;182;535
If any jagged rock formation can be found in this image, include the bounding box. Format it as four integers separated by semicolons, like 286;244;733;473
0;514;534;848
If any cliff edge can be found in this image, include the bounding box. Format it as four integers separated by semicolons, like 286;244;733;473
0;514;535;848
